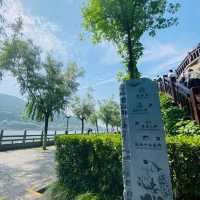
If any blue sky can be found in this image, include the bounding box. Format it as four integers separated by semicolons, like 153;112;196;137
0;0;200;101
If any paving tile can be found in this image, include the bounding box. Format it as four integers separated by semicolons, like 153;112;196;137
0;147;56;200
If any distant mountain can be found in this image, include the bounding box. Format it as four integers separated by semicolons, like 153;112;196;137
0;93;26;121
0;93;92;131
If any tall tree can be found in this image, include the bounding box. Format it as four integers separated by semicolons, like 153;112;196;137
110;103;121;132
0;0;5;37
71;92;95;134
89;112;99;133
99;98;119;132
82;0;180;78
0;38;83;149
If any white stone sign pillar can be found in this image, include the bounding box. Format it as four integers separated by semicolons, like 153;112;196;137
120;78;173;200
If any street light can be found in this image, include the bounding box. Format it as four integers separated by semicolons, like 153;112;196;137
0;71;2;81
63;104;71;134
65;115;71;134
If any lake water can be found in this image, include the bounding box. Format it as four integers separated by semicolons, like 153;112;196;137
1;130;79;136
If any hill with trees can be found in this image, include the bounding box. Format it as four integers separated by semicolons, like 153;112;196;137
0;93;88;131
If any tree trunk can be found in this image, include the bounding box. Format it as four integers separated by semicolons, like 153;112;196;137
96;120;99;133
81;118;84;134
127;30;138;79
106;123;109;133
43;114;49;150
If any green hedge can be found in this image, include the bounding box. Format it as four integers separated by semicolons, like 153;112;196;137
55;134;122;200
55;134;200;200
167;134;200;200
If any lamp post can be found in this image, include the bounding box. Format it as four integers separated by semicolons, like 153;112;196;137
0;71;2;81
64;104;71;134
65;115;71;134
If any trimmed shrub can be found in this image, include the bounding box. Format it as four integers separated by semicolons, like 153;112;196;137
75;193;103;200
55;134;123;200
167;134;200;200
55;134;200;200
41;182;75;200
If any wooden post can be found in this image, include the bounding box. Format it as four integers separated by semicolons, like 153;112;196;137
169;78;177;103
190;88;200;124
163;76;167;93
0;129;3;145
23;130;27;144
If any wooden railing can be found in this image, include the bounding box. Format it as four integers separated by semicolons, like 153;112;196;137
158;77;200;124
176;44;200;77
0;130;59;151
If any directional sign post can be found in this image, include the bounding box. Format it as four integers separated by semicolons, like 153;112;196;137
120;78;173;200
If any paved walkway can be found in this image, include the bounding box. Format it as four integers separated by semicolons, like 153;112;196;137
0;147;56;200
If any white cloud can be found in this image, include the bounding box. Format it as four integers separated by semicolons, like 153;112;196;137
141;42;177;62
145;51;187;77
1;0;70;61
138;40;189;77
80;77;117;90
140;40;180;63
98;42;122;65
0;0;72;98
94;77;117;87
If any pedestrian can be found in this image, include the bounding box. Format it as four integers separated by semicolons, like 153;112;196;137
186;69;194;88
179;73;186;86
167;69;176;82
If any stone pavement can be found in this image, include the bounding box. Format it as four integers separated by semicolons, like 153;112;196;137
0;147;56;200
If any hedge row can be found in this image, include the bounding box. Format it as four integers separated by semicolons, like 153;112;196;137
55;134;200;200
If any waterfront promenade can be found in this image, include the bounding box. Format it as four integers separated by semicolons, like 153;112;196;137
0;147;56;200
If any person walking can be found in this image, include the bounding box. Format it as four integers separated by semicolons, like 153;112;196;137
167;69;176;82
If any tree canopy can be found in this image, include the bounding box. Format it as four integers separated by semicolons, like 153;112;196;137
99;98;121;132
82;0;180;78
0;38;83;149
71;92;95;133
89;112;99;133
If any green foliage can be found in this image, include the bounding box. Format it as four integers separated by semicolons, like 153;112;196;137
159;92;175;109
75;193;103;200
160;92;200;135
42;182;75;200
172;120;200;135
110;103;121;129
160;93;185;134
99;98;121;132
0;38;83;149
89;112;99;133
55;134;200;200
162;106;185;134
82;0;180;78
55;134;123;200
71;92;95;133
167;134;200;200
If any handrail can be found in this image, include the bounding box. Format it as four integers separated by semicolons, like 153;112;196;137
0;130;66;151
174;82;191;97
2;134;55;138
176;44;200;77
157;76;200;124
